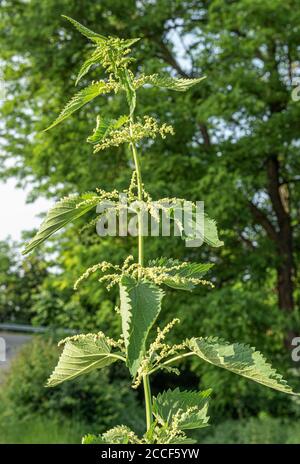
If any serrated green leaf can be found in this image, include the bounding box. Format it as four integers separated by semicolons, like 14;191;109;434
148;257;214;291
47;333;123;387
153;387;211;430
45;82;112;131
22;193;100;254
183;212;224;248
119;276;164;376
62;15;106;43
165;201;223;248
62;16;107;85
187;337;297;395
136;74;206;92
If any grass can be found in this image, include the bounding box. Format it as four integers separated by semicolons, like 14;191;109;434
1;414;300;444
195;416;300;444
0;415;84;444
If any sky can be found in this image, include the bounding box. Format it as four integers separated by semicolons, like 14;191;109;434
0;178;51;242
0;72;51;243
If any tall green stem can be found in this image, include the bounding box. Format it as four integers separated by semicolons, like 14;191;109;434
130;141;144;274
143;374;152;432
129;118;153;432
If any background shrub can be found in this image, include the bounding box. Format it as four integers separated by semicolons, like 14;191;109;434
197;416;300;444
0;336;144;435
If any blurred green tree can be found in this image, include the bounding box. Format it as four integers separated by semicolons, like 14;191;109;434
1;0;299;418
0;240;48;323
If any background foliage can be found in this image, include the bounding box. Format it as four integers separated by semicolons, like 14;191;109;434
0;0;299;442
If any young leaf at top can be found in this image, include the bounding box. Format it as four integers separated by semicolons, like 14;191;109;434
153;387;211;430
62;15;106;43
119;276;164;376
187;337;297;395
47;333;124;387
22;193;100;254
45;81;115;131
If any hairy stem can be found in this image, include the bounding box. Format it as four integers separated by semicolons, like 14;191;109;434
130;141;144;274
129;117;153;432
143;374;152;431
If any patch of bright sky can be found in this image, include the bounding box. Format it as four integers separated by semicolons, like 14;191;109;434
0;66;51;243
0;178;51;242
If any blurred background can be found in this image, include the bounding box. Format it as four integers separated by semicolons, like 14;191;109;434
0;0;300;444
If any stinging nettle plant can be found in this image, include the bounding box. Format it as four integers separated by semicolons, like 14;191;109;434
23;15;298;444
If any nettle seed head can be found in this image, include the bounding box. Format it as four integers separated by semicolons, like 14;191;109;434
93;116;174;152
132;318;185;389
74;255;213;292
97;37;138;73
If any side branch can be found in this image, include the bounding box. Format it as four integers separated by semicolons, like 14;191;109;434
248;201;278;243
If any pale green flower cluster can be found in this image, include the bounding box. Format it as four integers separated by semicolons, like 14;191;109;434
58;331;124;350
73;261;120;290
93;116;174;152
91;76;120;93
132;318;185;389
94;37;136;73
102;425;141;444
126;170;151;202
74;255;213;291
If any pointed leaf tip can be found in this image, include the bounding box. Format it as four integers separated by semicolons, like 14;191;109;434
61;15;106;43
187;336;297;395
44;82;113;131
22;192;100;254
